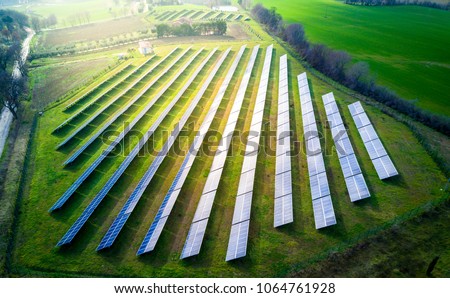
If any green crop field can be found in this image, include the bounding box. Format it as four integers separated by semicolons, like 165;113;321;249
257;0;450;116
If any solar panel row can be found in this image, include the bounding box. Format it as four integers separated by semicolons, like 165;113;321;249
272;54;294;230
50;47;196;213
348;101;399;180
181;45;260;260
56;60;136;129
63;47;182;165
225;45;274;262
56;47;181;148
297;73;337;229
96;48;221;251
55;48;209;246
103;46;232;253
321;92;370;202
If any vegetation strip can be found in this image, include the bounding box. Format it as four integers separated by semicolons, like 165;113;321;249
97;48;219;251
49;47;191;212
55;48;205;246
136;47;232;255
62;47;180;165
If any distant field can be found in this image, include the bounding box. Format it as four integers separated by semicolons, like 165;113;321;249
9;0;136;28
257;0;450;116
41;16;150;48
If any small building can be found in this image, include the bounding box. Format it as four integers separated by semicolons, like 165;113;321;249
138;41;153;55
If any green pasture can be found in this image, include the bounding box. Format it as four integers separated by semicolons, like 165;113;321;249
257;0;450;116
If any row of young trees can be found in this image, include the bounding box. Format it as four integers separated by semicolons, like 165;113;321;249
252;4;450;136
0;9;29;119
156;20;227;38
344;0;450;10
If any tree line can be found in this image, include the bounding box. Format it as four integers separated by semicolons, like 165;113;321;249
0;9;29;119
344;0;449;10
252;4;450;136
156;20;227;38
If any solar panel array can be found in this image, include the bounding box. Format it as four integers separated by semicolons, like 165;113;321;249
50;47;199;213
225;45;273;262
63;47;183;165
297;73;337;229
55;48;212;246
348;101;398;180
273;54;294;229
180;45;260;259
96;47;231;251
322;93;370;202
136;46;239;256
56;47;181;148
55;60;139;131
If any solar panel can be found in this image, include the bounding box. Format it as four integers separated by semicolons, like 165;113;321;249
181;45;261;259
312;195;337;229
335;137;354;158
364;138;388;160
303;123;319;141
192;190;217;222
225;220;249;261
275;171;293;199
300;92;312;104
302;111;316;127
180;219;208;259
274;194;294;227
276;152;291;175
325;101;339;116
237;169;256;195
326;112;343;128
301;100;314;116
353;112;371;129
232;192;253;224
348;101;365;116
306;136;322;156
321;95;371;202
310;171;330;200
345;173;370;202
339;154;362;178
358;125;378;143
307;154;326;177
372;155;398;180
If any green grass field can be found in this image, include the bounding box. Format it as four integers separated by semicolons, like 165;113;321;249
9;32;448;276
257;0;450;116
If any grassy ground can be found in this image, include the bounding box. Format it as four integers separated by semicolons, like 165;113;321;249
290;199;450;277
257;0;450;116
29;56;120;110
